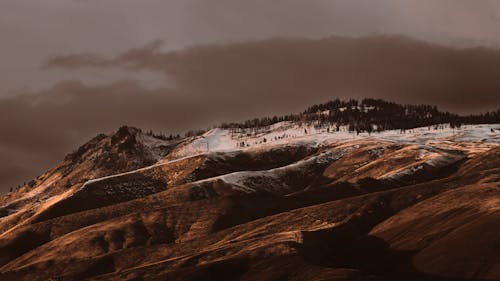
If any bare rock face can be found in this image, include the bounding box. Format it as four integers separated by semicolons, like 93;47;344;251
0;124;499;281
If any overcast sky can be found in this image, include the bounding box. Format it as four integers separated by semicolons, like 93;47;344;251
1;0;500;193
2;0;500;95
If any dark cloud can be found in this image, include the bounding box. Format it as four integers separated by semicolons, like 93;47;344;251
43;53;111;69
43;40;165;70
2;35;500;193
3;0;500;96
45;36;500;113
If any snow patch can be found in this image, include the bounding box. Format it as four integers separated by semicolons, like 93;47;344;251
168;123;499;161
191;149;348;194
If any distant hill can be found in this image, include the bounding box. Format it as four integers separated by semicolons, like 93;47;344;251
221;98;500;133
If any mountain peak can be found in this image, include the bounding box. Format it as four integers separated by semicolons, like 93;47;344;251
113;125;141;139
0;100;499;281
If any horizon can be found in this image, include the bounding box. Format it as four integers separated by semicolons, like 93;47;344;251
3;96;499;194
2;1;500;193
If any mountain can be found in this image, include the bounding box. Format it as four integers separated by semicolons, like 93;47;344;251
0;100;499;281
0;126;179;232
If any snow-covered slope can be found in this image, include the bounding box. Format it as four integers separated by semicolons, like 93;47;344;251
0;122;499;281
168;123;500;160
3;123;496;226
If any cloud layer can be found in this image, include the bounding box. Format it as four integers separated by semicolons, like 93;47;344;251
2;36;500;193
45;36;500;113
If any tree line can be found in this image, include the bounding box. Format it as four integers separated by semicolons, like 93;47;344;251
220;98;500;134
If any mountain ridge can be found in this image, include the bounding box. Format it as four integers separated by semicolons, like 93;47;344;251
0;99;499;281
